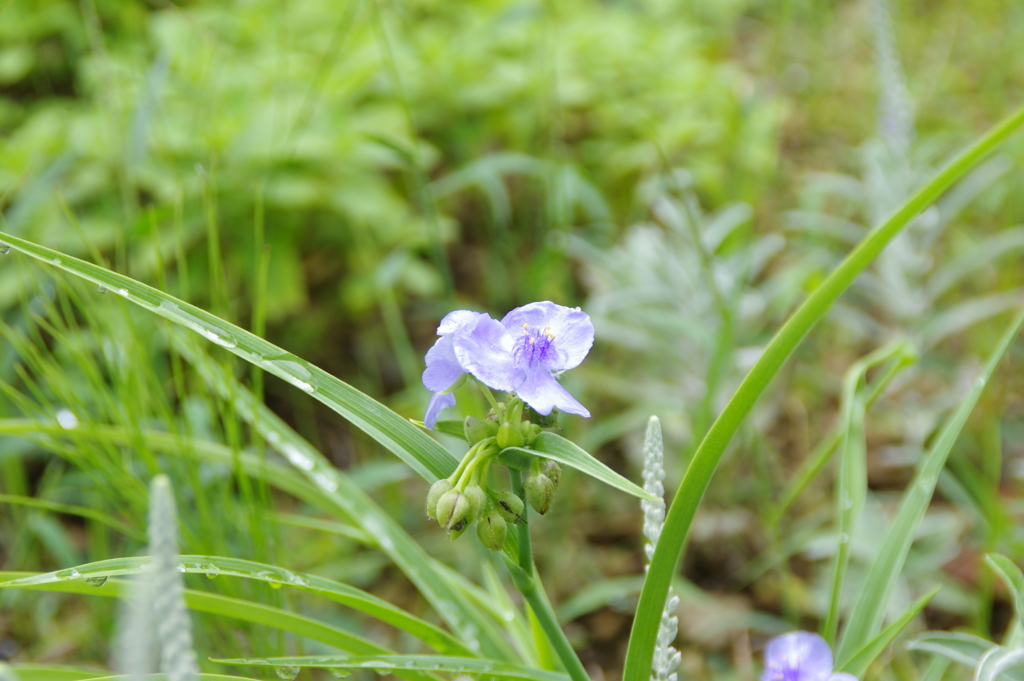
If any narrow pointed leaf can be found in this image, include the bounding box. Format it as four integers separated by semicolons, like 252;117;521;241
505;432;656;500
213;656;570;681
0;231;458;482
10;667;106;681
624;101;1024;681
907;631;1000;669
0;557;470;657
0;574;436;681
839;585;939;676
986;554;1024;625
835;308;1024;666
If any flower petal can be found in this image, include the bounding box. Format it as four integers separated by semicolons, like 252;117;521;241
453;315;517;391
762;632;834;681
515;367;590;418
424;392;456;429
501;301;594;371
422;335;464;393
438;309;483;336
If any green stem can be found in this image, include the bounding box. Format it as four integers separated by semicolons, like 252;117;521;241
477;381;504;418
504;469;588;681
622;102;1024;681
510;469;533;573
520;576;590;681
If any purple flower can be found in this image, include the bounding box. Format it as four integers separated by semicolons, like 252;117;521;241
421;310;486;428
453;301;594;417
762;632;857;681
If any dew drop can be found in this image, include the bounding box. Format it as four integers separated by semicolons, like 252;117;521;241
275;666;300;681
84;576;108;587
97;285;108;294
56;409;79;430
0;244;10;255
839;533;850;544
56;568;81;580
116;288;129;298
269;581;282;590
328;670;351;679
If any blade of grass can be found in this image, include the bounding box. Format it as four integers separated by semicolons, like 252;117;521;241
825;340;915;644
505;432;656;500
0;556;471;657
835;307;1024;666
769;341;917;524
622;102;1024;681
9;667;105;681
0;574;437;681
0;494;145;541
839;585;939;676
173;339;518;660
985;554;1024;647
213;655;569;681
906;631;1024;681
0;230;458;482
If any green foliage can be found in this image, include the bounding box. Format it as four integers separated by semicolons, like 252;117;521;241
4;0;1024;678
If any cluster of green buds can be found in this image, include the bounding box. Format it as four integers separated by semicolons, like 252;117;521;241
426;395;564;550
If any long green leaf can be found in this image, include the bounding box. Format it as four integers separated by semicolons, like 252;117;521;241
985;554;1024;647
908;632;1024;681
907;631;999;668
0;556;470;657
0;494;145;541
0;230;458;483
212;656;570;681
0;574;436;681
10;666;106;681
623;102;1024;681
505;432;656;500
173;340;519;660
825;340;914;643
986;554;1024;626
0;411;517;661
839;585;939;676
835;308;1024;666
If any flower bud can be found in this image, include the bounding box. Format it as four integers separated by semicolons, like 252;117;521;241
541;460;561;488
494;491;525;524
462;484;487;522
520;421;542;446
524;473;555;515
476;514;507;551
464;416;498;444
447;515;471;540
497;422;525;449
435;489;470;531
506;399;524;425
425;478;453;520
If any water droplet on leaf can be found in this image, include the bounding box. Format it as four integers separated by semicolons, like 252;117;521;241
275;666;300;680
84;576;108;587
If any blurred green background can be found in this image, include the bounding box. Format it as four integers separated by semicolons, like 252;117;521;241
2;0;1024;678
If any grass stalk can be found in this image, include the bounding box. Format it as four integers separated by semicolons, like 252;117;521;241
622;101;1024;681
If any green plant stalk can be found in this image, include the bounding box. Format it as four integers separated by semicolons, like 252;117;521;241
834;307;1024;666
504;469;587;681
509;469;533;573
768;342;916;525
622;101;1024;681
